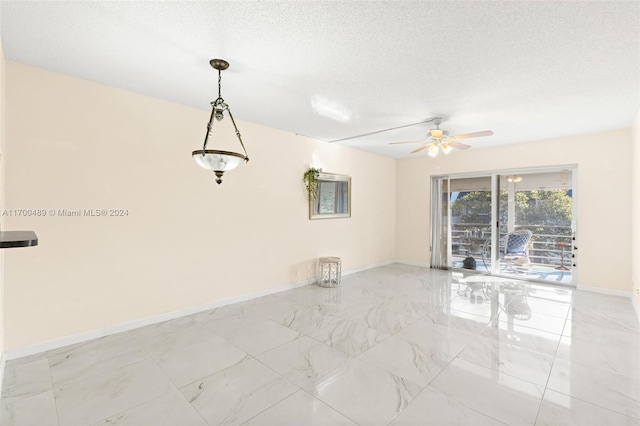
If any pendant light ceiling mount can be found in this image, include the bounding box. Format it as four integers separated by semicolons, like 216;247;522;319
209;59;229;71
192;58;249;184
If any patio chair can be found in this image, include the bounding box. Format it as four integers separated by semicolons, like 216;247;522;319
481;229;533;272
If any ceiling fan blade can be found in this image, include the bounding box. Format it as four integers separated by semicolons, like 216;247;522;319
450;130;494;140
389;140;422;145
410;144;430;154
448;140;471;150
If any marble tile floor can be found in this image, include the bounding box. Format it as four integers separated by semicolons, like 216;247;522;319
2;264;640;425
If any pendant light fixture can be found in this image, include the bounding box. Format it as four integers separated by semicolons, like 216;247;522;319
192;59;249;184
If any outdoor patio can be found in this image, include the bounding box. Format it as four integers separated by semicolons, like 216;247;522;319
450;223;573;285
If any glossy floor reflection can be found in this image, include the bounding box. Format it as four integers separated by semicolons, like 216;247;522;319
2;264;639;425
452;255;573;285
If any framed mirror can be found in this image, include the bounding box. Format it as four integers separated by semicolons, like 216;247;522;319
310;172;351;219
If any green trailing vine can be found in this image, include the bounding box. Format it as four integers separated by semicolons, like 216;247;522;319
303;167;322;201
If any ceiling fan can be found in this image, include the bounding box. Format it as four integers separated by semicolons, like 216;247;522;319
390;118;493;157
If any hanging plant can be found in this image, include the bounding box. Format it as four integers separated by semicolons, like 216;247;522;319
303;167;322;201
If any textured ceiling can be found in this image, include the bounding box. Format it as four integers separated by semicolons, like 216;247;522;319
1;1;638;158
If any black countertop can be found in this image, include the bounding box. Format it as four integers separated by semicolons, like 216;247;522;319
0;231;38;248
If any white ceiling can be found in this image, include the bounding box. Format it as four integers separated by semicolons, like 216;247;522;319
1;1;638;159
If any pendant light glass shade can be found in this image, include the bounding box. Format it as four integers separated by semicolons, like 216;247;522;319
192;59;249;184
192;150;248;183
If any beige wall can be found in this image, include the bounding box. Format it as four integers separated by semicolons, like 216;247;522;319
396;129;632;291
3;62;396;350
0;40;5;358
2;59;635;351
632;111;640;314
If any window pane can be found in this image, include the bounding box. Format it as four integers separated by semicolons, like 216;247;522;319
319;182;336;214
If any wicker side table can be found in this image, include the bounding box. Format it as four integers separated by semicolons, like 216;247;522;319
317;257;342;287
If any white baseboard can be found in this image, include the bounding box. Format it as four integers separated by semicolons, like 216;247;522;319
576;284;632;298
3;259;397;361
393;259;431;268
3;277;315;361
342;259;395;276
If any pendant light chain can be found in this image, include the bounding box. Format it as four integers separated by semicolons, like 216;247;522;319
217;69;224;102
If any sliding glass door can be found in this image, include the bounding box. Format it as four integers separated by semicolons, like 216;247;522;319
431;175;494;272
431;167;575;285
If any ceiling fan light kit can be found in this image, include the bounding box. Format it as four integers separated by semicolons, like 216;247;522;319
440;142;453;155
